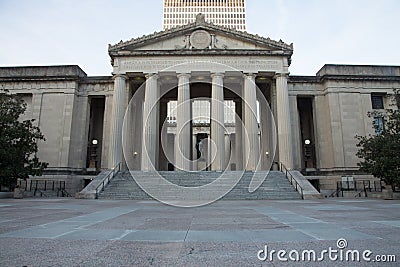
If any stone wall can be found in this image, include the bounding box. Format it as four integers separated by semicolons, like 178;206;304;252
289;64;400;175
0;66;112;191
1;64;400;192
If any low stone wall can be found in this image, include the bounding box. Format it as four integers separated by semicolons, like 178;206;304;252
307;174;397;199
289;171;323;199
308;175;378;191
0;192;13;199
75;170;112;199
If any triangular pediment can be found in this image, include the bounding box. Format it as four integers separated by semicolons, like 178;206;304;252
109;18;293;57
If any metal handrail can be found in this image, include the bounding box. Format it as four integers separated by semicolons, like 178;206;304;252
95;162;121;198
329;187;342;198
332;179;383;198
338;180;382;192
19;179;70;197
354;190;366;198
279;162;304;199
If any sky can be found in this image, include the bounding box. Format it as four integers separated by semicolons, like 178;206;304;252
0;0;399;76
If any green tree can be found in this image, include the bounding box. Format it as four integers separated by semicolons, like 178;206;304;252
0;90;48;189
356;90;400;190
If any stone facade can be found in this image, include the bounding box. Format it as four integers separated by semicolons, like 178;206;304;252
1;19;399;195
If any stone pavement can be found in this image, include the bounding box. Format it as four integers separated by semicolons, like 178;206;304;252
0;198;399;266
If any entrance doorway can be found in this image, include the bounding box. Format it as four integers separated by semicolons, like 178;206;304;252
297;97;316;170
86;97;105;171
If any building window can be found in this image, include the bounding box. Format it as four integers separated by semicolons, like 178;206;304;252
371;94;384;109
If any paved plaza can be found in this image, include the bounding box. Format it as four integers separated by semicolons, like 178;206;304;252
0;198;399;266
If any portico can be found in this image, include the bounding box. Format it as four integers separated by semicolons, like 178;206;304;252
105;15;295;172
108;70;293;172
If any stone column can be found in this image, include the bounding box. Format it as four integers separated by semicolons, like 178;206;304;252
175;73;191;171
211;73;225;171
131;90;144;170
270;80;279;166
260;98;273;170
108;74;126;169
123;91;133;169
75;95;90;170
234;99;243;170
275;73;294;169
224;134;231;170
102;94;112;168
290;95;302;169
243;73;260;171
141;74;159;171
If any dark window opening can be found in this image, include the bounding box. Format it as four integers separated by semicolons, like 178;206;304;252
371;95;384;109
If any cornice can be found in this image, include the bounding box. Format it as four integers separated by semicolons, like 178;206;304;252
0;76;81;82
0;76;114;84
108;20;293;53
288;75;400;84
80;76;113;84
288;76;321;83
320;75;400;82
109;49;293;57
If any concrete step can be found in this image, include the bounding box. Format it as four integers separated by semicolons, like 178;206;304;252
98;171;302;200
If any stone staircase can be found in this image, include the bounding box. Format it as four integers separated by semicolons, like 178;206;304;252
98;171;301;200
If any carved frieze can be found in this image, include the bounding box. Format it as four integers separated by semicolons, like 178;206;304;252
118;57;281;73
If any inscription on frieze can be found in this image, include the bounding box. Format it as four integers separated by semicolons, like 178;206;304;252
120;58;280;72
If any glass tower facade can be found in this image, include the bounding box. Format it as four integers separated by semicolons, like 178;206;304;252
163;0;246;31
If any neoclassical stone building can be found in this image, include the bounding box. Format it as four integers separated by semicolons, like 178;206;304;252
1;16;399;194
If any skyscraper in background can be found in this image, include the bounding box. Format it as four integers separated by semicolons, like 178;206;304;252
163;0;246;31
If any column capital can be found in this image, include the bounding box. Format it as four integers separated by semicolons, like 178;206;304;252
211;73;224;79
274;72;290;79
145;73;160;80
113;74;127;80
177;73;191;79
243;73;257;80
